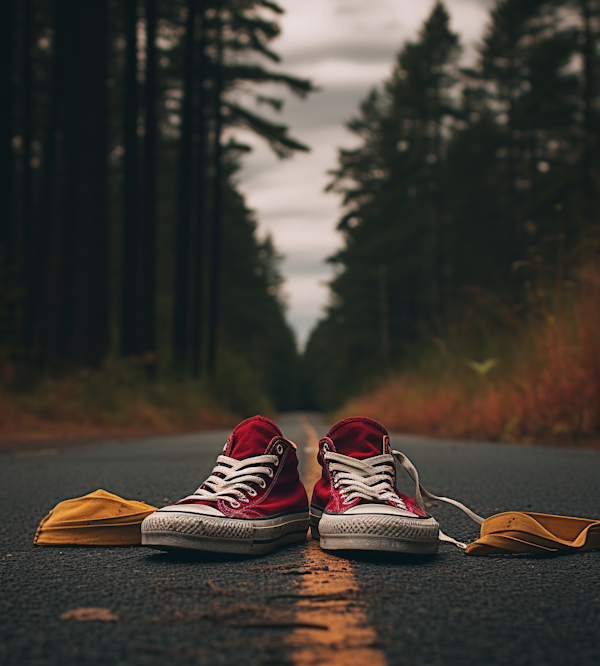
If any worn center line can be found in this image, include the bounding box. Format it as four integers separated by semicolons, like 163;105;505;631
286;416;387;666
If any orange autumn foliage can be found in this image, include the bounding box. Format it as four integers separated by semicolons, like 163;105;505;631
342;265;600;445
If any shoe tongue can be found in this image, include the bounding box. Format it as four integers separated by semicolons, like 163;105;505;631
228;415;283;458
327;417;388;459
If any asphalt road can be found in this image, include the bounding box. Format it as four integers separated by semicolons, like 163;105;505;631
1;412;599;666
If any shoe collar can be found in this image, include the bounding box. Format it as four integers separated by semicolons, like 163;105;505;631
223;415;285;459
323;416;390;460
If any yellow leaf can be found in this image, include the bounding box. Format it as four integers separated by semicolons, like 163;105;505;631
466;358;499;376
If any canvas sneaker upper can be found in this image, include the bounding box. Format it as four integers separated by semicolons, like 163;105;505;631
141;415;309;554
173;415;308;519
310;416;486;553
311;416;427;518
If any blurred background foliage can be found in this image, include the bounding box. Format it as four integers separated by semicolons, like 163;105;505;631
3;0;600;442
303;0;600;427
1;0;312;427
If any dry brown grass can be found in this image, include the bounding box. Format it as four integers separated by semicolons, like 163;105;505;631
0;362;240;448
341;265;600;446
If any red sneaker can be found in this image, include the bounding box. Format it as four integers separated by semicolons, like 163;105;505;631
142;416;309;554
310;416;440;554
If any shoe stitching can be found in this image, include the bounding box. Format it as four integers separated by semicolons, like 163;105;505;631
231;414;284;438
325;416;389;438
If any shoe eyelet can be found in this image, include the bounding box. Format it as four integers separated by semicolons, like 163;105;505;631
248;489;257;497
259;479;266;489
230;500;241;508
242;497;250;503
267;468;274;478
276;443;284;455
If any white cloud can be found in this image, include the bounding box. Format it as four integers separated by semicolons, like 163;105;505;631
287;59;393;87
283;273;333;348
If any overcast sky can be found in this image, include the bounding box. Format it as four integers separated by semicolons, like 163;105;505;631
234;0;495;347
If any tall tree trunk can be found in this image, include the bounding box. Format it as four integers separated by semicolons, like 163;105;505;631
206;16;224;379
581;0;596;235
141;0;157;374
54;0;78;363
173;0;197;372
20;0;35;357
433;122;445;321
73;0;109;365
0;0;15;261
504;9;520;266
35;0;62;368
120;0;140;356
0;0;16;353
378;264;391;373
56;0;109;366
190;9;208;379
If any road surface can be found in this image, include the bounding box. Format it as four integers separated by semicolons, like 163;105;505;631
1;413;599;666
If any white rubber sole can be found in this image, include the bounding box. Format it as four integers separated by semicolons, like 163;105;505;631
141;509;309;555
310;506;440;554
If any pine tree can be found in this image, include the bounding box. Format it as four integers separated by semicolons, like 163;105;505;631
3;0;309;414
120;0;139;359
218;151;299;408
168;0;314;378
0;0;16;323
141;0;158;374
572;0;600;239
308;2;461;408
469;0;579;261
306;0;596;410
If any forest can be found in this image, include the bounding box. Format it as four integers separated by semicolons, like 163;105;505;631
2;0;600;443
304;0;600;443
1;0;313;429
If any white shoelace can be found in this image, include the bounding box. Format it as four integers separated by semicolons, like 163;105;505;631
325;451;409;508
182;454;279;509
324;449;485;549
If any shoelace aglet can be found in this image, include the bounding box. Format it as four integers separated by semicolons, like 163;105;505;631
439;530;468;549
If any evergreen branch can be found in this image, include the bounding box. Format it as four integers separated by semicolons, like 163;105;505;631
257;0;284;14
223;139;253;154
223;102;309;157
224;15;281;61
223;64;316;97
230;14;281;40
224;36;280;62
255;95;284;111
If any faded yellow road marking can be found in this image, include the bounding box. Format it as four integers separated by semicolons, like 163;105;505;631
287;416;387;666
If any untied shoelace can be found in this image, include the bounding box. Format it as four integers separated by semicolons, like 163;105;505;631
324;449;484;549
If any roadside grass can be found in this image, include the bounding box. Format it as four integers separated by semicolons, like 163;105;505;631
0;352;274;443
340;264;600;446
